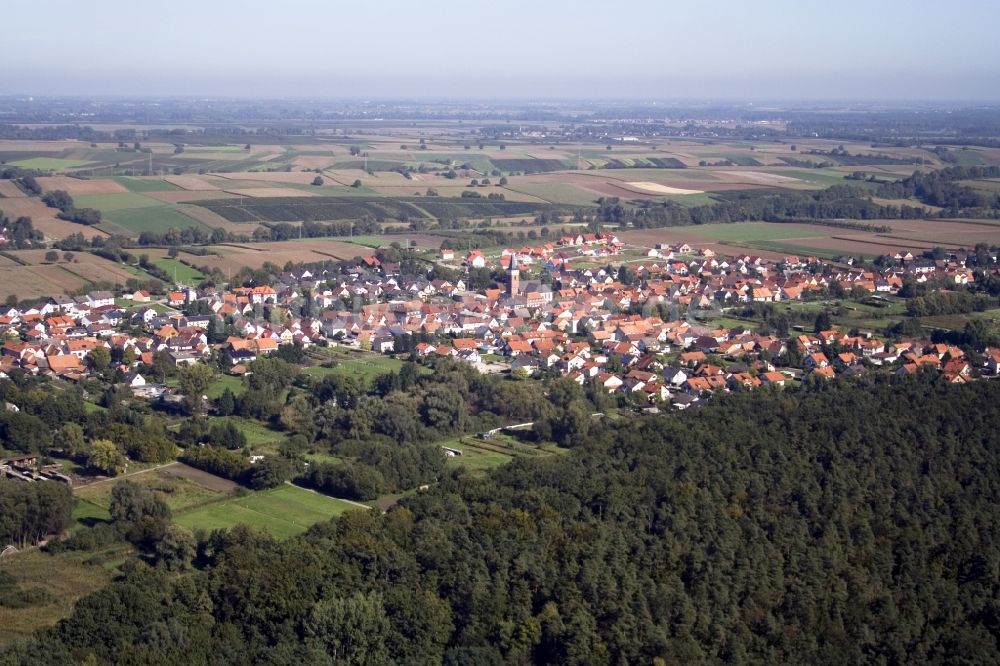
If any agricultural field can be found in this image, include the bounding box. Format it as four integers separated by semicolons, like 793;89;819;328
100;205;209;234
8;157;95;170
174;484;359;539
112;176;182;193
0;196;107;240
36;177;128;195
152;257;205;283
159;238;374;275
0;250;146;301
74;192;163;211
619;218;1000;262
2;133;996;266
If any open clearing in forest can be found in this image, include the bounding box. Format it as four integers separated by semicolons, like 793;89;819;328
74;463;231;513
0;550;115;648
174;484;358;539
301;351;411;387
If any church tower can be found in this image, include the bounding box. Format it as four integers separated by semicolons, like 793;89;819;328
507;253;520;297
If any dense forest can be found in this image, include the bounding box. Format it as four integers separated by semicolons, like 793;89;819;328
0;481;73;550
3;376;998;664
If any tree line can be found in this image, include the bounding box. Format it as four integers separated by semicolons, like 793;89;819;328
4;376;999;663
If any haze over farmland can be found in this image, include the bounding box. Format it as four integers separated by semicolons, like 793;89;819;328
3;2;1000;665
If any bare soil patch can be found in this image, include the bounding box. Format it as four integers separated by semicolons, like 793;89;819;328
714;170;803;185
214;171;321;185
0;198;107;239
223;187;318;198
625;181;704;195
160;462;238;494
146;190;239;204
164;176;219;191
36;177;127;195
0;181;26;197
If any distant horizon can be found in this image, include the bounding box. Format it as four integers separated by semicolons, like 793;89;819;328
3;94;1000;108
5;0;999;102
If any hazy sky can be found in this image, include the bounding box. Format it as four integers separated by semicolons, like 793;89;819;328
5;0;1000;100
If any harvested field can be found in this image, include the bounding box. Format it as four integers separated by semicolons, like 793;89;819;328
181;239;370;273
216;170;327;184
164;175;219;190
0;265;82;300
212;171;320;183
0;197;107;239
35;177;127;195
0;181;26;197
146;190;240;203
223;187;318;198
60;261;136;285
0;140;83;153
625;181;704;195
291;155;337;169
714;170;804;185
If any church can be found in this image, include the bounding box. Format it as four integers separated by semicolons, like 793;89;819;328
507;253;552;307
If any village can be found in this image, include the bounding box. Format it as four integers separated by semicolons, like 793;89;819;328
0;225;992;444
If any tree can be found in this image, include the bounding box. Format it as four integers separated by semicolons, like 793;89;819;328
813;311;832;334
311;176;324;186
109;479;171;548
305;592;392;664
178;363;215;415
87;346;111;373
109;480;171;525
88;439;126;476
44;250;59;263
59;422;87;458
352;179;363;188
245;456;295;490
63;251;74;262
153;524;195;571
216;388;236;416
